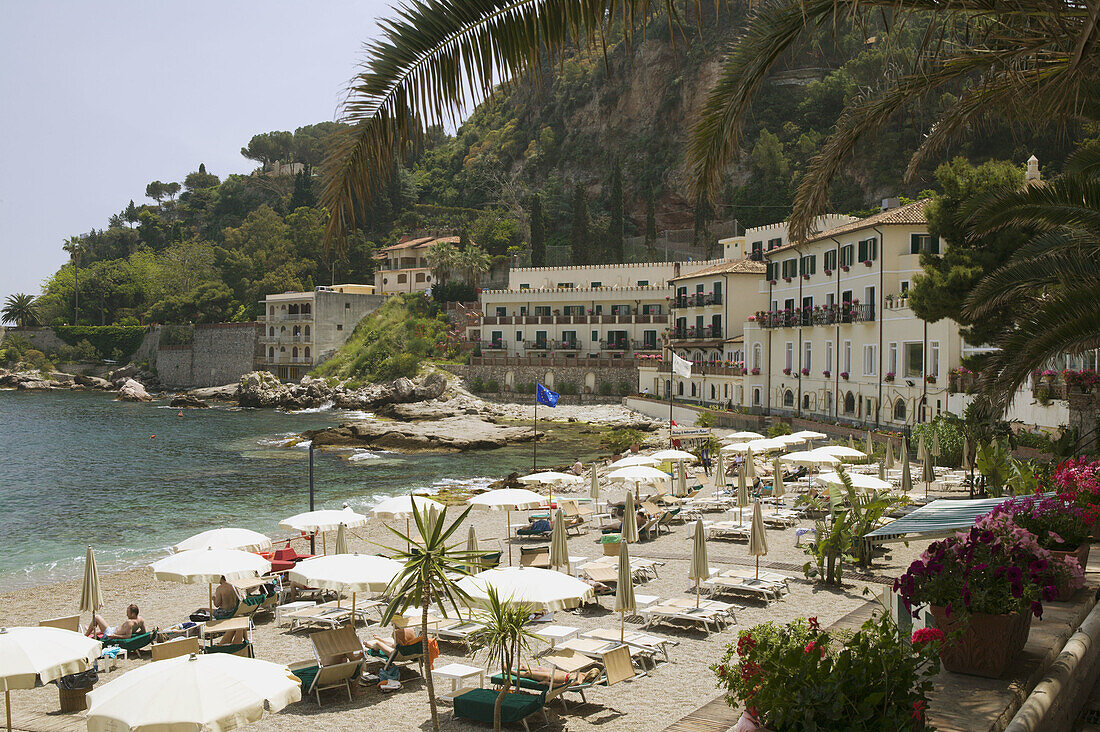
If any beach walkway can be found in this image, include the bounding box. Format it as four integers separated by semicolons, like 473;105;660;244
7;708;84;732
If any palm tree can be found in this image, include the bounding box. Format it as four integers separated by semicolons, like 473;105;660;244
319;0;1100;246
426;240;459;286
62;236;83;325
379;503;481;732
962;142;1100;410
1;294;40;328
470;586;538;732
457;243;491;287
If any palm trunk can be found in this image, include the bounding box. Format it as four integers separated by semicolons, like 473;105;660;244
423;595;439;732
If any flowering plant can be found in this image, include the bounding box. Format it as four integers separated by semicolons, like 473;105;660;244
1064;369;1100;391
823;370;831;377
893;512;1080;621
782;367;792;376
1053;458;1100;522
751;367;761;375
885;372;895;381
840;371;849;380
713;615;939;731
988;494;1088;550
801;368;810;376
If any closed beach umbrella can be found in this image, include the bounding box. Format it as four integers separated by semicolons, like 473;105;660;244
885;439;895;470
614;540;636;640
457;567;595;611
748;501;769;578
1;626;101;732
80;546;104;616
549;509;569;571
917;433;929;464
289;553;403;626
865;431;874;457
878;459;886;482
771;458;785;512
745;447;756;479
590;464;600;502
736;465;750;523
86;653;301;732
621;492;640;543
174;528;273;554
334;524;349;555
931;431;942;465
468;488;546;565
676;461;688;497
901;440;913;494
151;548;270;611
713;450;726;496
280;508;368;555
689;519;709;607
922;453;936;496
848;435;856;450
962;437;972;472
465;524;480;574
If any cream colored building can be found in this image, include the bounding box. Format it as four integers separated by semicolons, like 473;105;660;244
468;260;724;358
374;235;457;295
259;286;385;381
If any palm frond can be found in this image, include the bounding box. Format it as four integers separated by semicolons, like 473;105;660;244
961;176;1100;236
964;238;1100;317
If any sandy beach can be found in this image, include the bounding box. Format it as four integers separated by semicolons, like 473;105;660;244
0;462;931;732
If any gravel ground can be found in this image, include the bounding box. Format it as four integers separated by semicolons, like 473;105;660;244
1;463;933;732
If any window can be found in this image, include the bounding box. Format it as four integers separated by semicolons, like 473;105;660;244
397;273;407;283
825;293;835;307
863;344;877;376
825;341;834;371
803;393;810;410
534;306;551;316
562;330;577;346
785;342;794;371
843;341;852;373
304;347;310;358
784;390;795;407
904;342;924;378
824;249;837;271
268;347;273;358
930;341;940;378
336;324;343;331
857;237;878;263
495;307;507;317
415;272;426;282
519;283;530;289
768;237;783;250
910;233;940;255
591;330;598;342
765;262;777;280
751;241;763;259
637;280;649;287
344;303;351;309
865;398;875;418
516;331;522;342
800;255;816;275
888;342;897;375
894;399;906;422
590;281;603;288
900;280;910;293
752;387;762;406
678;382;684;396
556;282;574;288
782;259;798;278
840;244;854;267
752;344;763;370
844;392;855;414
803;341;812;372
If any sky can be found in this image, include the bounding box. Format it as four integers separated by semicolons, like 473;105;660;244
0;0;392;303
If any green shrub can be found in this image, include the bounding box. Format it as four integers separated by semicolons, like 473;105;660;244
54;339;100;363
601;427;646;454
617;381;631;396
558;381;578;395
20;349;53;371
597;381;613;396
912;416;964;467
468;376;486;393
52;325;146;361
696;411;716;428
485;379;499;393
117;316;140;327
767;421;792;438
431;281;477;303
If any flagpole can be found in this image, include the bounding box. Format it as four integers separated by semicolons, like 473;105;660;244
533;396;537;471
668;347;674;448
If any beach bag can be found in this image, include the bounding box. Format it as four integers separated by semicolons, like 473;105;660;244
189;610;212;623
56;669;98;690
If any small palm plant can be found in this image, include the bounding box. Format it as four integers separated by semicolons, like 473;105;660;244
379;503;483;732
471;586;539;732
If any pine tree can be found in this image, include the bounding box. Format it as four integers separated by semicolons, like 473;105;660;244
529;194;545;266
608;162;624;262
570;184;588;265
290;170;316;209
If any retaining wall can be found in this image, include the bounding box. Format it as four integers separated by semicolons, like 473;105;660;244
451;361;639;395
155;323;262;388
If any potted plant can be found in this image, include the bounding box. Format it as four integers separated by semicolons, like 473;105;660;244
824;268;832;276
1054;458;1100;537
841;265;850;272
713;615;939;731
925;375;937;384
801;368;810;376
751;367;761;375
782;367;792;376
988;495;1089;599
885;372;895;382
840;372;849;380
823;370;830;377
893;511;1078;677
784;276;792;283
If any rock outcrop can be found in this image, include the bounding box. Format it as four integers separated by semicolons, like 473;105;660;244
238;371;448;411
74;373;113;390
189;383;239;401
170;394;209;409
117;379;153;402
306;415;537;453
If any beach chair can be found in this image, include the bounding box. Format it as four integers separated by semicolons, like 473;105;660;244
454;688;549;732
434;618;486;652
40;616;81;632
286;599;377;631
519;545;551;569
230;577;279;617
515;519;553;539
100;630;156;656
270;543;316;573
151;636;201;661
637;514;661;541
583;563;618;587
642;604;723;634
702;574;785;603
666;597;738;626
289;627;365;706
476;551;502;572
582;628;676;665
705;521;751;541
366;637;426;676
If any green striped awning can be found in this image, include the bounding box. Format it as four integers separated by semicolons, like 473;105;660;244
863;495;1047;545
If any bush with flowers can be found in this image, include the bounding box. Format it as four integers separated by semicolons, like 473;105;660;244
1053;457;1100;523
893;511;1083;622
988;494;1088;551
713;614;939;730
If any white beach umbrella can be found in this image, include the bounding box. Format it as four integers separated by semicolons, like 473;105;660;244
814;446;867;462
173;528;273;554
151;548;270;611
675;461;689;497
790;430;827;440
549;509;569;572
621;492;640;544
688;519;709;607
773;434;810;447
614;540;635;640
744;447;757;479
86;653;301;732
607;455;660;469
607;466;670;499
79;546;104;616
280;508;368;555
725;431;764;441
518;471;582;504
372;494;445;543
748;501;769;579
650;449;697;462
289;553;402;625
780;450;841;468
468;488;546;565
815;472;893;492
457;567;595;611
1;626;101;732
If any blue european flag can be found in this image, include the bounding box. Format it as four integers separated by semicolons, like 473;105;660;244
536;383;560;408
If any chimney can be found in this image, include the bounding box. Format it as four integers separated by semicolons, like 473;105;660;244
881;197;900;211
1026;155;1040;183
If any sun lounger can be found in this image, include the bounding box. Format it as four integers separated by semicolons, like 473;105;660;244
665;597;740;625
705;521;751;540
367;639;426;675
289;626;365;706
151;636;201;661
519;545;551;569
270;543;316;573
100;630;155;655
582;564;619;586
286;599;379;631
39;616;80;632
702;575;785;603
204;641;253;657
557;637;651;675
435;618;486;651
642;604;723;634
582;628;677;665
454;688;549;732
202;616;253;649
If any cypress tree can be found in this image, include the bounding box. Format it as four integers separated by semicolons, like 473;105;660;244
570;184;588;265
608;162;624;262
529;194;545;267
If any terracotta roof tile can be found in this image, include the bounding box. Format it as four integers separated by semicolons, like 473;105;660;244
766;200;930;255
670;259;767;281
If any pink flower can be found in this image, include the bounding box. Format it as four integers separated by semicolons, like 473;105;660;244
911;628;945;645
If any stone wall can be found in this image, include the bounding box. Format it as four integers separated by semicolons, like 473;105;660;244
1067;390;1100;453
450;361;639;396
156;323;262;388
0;326;68;352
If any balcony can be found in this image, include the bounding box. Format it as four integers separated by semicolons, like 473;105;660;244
482;340;508;351
670;293;722;309
480;314;667;326
752;303;875;329
669;325;723;341
270;313;313;322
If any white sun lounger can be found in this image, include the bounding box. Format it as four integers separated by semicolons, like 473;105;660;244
705;522;751;540
557;637;652;675
434;618;485;651
581;628;677;665
720;568;791;593
642;604;724;634
666;597;741;625
702;575;785;603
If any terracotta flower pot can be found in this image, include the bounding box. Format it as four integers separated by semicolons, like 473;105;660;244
1049;543;1090;600
734;711;774;732
929;606;1031;678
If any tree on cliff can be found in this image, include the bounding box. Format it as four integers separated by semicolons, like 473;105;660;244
570;184;588;265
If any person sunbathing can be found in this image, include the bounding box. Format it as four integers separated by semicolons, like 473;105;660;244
365;623;422;656
211;576;247;645
520;518;551;533
516;665;602;688
601;509;648;534
86;604;145;640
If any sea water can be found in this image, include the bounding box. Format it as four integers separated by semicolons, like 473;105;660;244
0;389;601;589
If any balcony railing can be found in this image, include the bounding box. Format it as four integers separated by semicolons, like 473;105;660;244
269;313;313;322
651;362;747;377
753;303;875;329
483;340;508;350
671;293;722;308
670;326;723;341
480;314;668;326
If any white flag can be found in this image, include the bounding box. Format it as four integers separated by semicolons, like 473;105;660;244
672;352;692;378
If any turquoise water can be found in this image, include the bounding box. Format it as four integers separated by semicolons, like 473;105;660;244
0;390;599;589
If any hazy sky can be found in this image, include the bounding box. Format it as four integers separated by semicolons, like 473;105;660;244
0;0;393;302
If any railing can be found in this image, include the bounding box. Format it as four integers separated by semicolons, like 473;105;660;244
650;362;747;377
670;326;723;340
523;339;582;351
269;313;313;322
470;354;644;368
261;334;310;344
480;314;668;326
753;303;875;329
671;293;722;308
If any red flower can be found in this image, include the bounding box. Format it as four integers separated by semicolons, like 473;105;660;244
803;641;825;658
808;616;820;631
739;660;762;682
737;634;757;656
910;627;945;645
911;699;927;721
